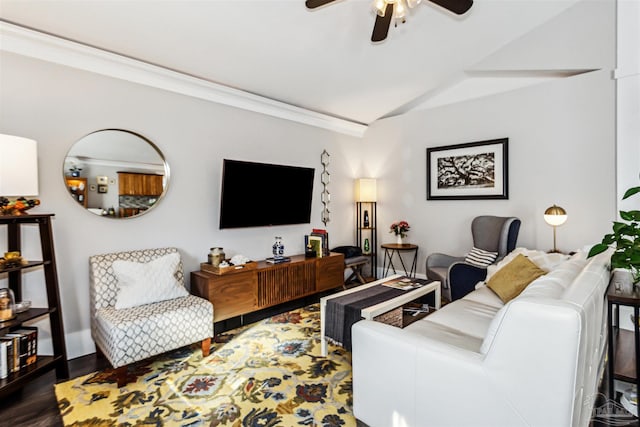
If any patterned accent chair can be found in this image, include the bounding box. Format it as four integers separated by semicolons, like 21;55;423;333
89;247;213;386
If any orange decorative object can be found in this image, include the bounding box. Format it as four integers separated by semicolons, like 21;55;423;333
0;197;40;215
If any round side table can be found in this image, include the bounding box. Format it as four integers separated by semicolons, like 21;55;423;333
381;243;419;278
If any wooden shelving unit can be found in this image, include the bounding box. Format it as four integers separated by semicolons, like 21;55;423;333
0;214;68;398
614;329;637;383
607;271;639;419
356;202;377;280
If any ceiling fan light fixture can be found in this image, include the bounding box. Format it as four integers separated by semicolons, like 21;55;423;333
406;0;422;7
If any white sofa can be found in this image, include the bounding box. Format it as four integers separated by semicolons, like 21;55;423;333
352;248;612;427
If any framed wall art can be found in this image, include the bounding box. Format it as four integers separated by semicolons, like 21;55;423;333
426;138;508;200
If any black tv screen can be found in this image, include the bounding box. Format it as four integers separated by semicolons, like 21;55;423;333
219;159;315;229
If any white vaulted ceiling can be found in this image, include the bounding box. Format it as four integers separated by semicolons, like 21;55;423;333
0;0;602;136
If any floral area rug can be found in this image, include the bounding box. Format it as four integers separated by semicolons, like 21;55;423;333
54;304;354;426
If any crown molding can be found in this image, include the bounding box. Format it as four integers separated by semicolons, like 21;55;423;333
0;21;367;138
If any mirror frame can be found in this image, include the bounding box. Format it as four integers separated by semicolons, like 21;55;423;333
63;129;170;219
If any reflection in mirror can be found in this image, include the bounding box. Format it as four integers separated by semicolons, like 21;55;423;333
63;129;169;218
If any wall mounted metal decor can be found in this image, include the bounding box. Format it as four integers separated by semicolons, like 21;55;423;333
426;138;508;200
320;149;330;225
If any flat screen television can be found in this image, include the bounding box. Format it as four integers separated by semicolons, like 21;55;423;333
219;159;315;229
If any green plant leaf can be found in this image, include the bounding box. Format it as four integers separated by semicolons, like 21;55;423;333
624;210;640;221
611;252;629;268
588;243;609;258
612;222;627;233
622;186;640;199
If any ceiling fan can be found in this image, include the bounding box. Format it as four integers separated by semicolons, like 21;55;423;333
305;0;473;42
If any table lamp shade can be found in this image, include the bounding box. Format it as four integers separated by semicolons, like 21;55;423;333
355;178;377;202
544;205;567;226
0;134;39;197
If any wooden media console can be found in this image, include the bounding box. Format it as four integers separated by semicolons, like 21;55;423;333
191;252;344;322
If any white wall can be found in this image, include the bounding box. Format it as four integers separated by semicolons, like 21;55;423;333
0;52;361;358
0;0;629;359
615;0;640;332
361;0;617;274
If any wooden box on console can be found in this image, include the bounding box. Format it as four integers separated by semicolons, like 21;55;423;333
191;252;344;322
200;261;258;275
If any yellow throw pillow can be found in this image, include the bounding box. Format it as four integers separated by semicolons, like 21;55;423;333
486;254;546;303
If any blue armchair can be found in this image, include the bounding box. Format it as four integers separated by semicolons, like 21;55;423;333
426;216;521;301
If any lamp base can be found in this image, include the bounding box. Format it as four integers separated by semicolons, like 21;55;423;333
0;197;40;216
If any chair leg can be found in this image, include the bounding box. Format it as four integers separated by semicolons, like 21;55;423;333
201;337;211;357
115;366;128;388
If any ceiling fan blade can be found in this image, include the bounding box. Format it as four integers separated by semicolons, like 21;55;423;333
371;3;394;42
429;0;473;15
305;0;337;9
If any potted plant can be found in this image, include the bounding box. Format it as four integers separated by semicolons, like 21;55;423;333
589;184;640;285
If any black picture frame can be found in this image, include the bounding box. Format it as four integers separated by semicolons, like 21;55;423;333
427;138;508;200
97;184;108;194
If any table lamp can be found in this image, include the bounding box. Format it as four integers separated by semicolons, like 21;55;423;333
0;134;40;215
544;204;567;253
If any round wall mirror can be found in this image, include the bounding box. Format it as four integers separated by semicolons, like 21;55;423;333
63;129;169;218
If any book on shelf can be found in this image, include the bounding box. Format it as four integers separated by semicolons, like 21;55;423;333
310;229;329;256
1;326;38;374
0;340;8;379
0;335;20;373
13;327;38;367
307;235;324;258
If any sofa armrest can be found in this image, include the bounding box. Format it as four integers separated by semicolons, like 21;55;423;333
352;320;503;427
448;262;488;301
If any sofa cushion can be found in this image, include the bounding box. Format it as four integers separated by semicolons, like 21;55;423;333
419;298;501;342
405;318;485;353
485;248;571;282
112;252;188;309
519;256;588;299
486;254;546;303
465;246;498;267
462;285;504;310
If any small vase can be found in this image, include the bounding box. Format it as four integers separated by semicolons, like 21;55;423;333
272;237;284;259
396;235;403;245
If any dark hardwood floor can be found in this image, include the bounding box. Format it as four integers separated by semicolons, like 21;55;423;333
0;353;110;427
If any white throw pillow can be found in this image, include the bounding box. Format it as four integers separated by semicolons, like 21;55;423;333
112;252;188;309
465;247;498;267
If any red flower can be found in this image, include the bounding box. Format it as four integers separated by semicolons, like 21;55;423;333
389;220;410;237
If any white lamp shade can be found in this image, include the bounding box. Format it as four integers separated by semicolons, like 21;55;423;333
355;178;377;202
0;134;39;196
544;205;567;226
